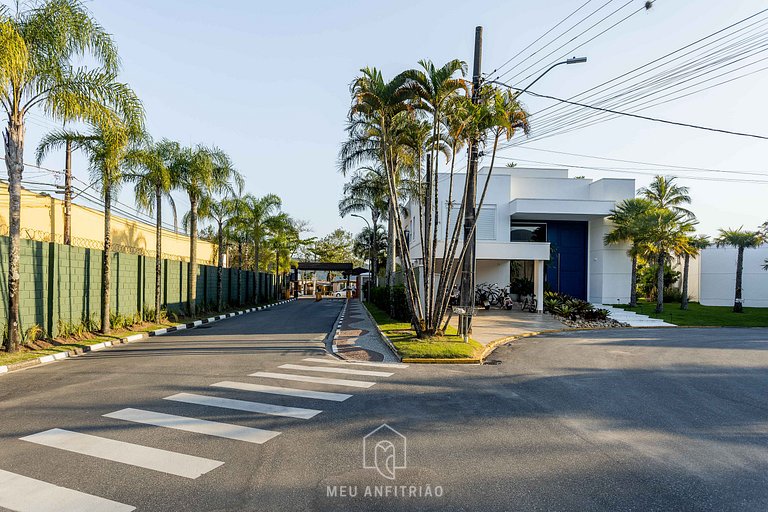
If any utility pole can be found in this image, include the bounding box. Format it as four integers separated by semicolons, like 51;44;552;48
63;139;73;245
459;26;482;335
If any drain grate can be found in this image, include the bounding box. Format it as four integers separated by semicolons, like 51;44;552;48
483;359;502;365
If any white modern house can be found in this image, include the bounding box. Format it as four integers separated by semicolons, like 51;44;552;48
686;246;768;308
404;166;635;312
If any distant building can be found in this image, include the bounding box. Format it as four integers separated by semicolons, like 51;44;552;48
404;166;635;310
687;246;768;308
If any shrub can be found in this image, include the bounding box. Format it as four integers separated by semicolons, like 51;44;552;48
663;287;685;303
23;324;43;344
369;285;411;322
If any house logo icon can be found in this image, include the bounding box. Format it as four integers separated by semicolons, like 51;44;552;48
363;424;406;480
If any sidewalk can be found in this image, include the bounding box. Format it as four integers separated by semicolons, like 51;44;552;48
334;300;399;362
450;307;567;345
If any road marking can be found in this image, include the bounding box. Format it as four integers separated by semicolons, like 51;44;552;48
249;371;375;388
279;363;393;377
163;393;321;419
0;469;135;512
211;381;352;401
20;429;222;479
302;357;408;368
103;408;280;444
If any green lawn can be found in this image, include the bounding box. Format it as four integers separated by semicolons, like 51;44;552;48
616;301;768;327
364;303;484;360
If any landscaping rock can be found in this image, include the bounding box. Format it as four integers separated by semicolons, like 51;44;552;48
561;317;630;329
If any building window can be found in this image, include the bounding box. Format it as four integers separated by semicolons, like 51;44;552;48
477;205;496;240
510;222;546;242
444;201;463;240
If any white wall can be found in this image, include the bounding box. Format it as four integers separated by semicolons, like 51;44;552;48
689;246;768;307
588;218;632;305
477;260;509;287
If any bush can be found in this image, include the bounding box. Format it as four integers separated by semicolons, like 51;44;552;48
369;285;411;322
662;287;685;303
544;291;608;322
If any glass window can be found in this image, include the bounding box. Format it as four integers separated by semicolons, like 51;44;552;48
510;222;546;242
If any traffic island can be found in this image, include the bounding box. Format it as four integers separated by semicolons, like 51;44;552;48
363;303;484;364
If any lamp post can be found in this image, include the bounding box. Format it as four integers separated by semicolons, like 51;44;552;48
351;214;373;302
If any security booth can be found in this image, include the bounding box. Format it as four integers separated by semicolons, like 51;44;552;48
297;262;357;300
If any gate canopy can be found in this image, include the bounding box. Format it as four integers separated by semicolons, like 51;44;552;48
297;262;354;272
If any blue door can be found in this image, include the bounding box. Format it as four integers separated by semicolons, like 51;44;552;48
545;221;587;299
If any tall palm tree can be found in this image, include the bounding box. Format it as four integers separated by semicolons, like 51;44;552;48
170;144;241;316
679;234;710;310
714;228;765;312
639;176;693;218
640;208;696;313
604;198;655;307
267;213;296;299
37;119;145;333
340;67;424;325
240;193;282;303
198;194;235;310
339;166;389;280
1;0;139;350
120;139;177;321
403;59;467;323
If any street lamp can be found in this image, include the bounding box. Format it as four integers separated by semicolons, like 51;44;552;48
350;213;373;302
486;56;587;98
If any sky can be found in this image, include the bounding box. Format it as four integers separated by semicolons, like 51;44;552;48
10;0;768;238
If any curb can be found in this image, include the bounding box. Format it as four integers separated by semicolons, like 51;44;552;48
329;300;348;354
0;298;297;377
359;303;403;362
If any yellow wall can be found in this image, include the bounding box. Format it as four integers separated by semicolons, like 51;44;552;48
0;184;219;264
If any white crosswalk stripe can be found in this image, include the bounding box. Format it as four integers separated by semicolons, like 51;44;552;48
20;429;223;479
302;357;409;368
163;392;321;419
211;381;352;401
0;469;135;512
249;371;376;388
104;408;280;444
278;363;393;377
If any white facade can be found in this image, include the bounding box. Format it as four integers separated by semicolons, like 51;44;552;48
404;166;635;310
687;246;768;307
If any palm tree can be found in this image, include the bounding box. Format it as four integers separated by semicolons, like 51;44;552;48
640;208;696;313
241;194;282;304
339;166;389;280
170;144;241;316
714;228;765;312
198;194;235;310
36;110;144;336
1;0;139;350
604;198;655;307
121;139;177;321
267;213;296;300
679;234;710;310
639;176;693;218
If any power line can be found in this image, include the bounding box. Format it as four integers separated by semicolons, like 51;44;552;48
491;82;768;140
487;0;598;78
493;155;768;184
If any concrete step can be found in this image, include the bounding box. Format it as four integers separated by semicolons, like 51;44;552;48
594;304;676;327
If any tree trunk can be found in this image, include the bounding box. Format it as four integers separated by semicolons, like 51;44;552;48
155;186;162;320
188;197;198;316
64;139;73;246
629;253;638;307
237;241;243;306
681;253;690;310
4;116;24;351
386;204;396;287
254;236;260;304
734;246;744;313
217;222;224;311
275;249;280;299
655;252;665;314
386;203;397;316
101;181;112;334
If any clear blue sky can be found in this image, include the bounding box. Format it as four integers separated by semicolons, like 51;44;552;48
15;0;768;238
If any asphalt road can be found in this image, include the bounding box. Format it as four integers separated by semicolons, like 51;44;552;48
1;301;767;511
